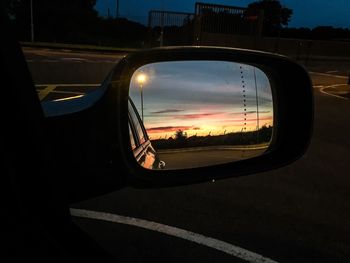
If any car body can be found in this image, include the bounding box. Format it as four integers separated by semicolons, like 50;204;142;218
2;2;315;262
128;97;165;170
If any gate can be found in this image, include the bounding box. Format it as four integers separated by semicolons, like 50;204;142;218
194;2;263;45
148;10;195;47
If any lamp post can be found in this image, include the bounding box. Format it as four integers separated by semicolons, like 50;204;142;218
160;0;164;47
30;0;34;42
116;0;119;18
137;74;147;122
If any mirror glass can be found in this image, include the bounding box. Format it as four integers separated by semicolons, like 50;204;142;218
128;61;274;170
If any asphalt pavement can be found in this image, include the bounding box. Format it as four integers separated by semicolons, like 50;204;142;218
24;47;350;263
158;147;267;169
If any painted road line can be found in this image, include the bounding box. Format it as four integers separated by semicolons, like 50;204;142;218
48;90;85;95
54;95;85;102
70;208;279;263
309;71;348;79
36;84;100;101
38;85;56;101
36;84;99;87
325;70;338;74
320;85;349;100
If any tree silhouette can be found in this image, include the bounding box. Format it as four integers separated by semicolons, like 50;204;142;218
5;0;99;42
175;129;187;141
246;0;293;36
4;0;147;47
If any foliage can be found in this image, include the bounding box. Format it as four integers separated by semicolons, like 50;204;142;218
4;0;147;47
175;129;188;141
152;126;273;150
247;0;293;35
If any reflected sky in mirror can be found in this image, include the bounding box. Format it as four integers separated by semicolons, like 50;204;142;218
130;61;273;139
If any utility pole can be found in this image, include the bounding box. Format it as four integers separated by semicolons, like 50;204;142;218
160;0;164;47
30;0;34;42
253;67;260;144
116;0;119;18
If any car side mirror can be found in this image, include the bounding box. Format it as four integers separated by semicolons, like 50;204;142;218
42;47;313;192
108;47;313;188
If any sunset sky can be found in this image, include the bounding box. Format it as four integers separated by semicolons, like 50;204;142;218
129;61;273;139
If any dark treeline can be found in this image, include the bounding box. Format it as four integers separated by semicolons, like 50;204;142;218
151;125;273;150
5;0;148;47
4;0;350;47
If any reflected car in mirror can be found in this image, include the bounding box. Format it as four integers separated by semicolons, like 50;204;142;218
128;97;166;170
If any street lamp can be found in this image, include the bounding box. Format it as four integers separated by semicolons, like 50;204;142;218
30;0;34;42
137;73;147;122
116;0;120;18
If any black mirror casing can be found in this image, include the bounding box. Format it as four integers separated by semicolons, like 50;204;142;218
107;47;314;188
44;47;313;199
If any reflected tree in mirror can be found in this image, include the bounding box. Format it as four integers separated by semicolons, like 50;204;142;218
129;61;274;170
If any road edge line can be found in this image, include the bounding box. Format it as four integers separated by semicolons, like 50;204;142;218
70;208;279;263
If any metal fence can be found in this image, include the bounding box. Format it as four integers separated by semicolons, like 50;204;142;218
194;2;261;39
148;10;195;47
148;3;263;47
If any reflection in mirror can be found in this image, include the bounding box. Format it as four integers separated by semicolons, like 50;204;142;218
129;61;274;170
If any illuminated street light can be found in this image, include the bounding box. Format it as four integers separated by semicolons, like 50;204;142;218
137;73;147;85
137;73;147;121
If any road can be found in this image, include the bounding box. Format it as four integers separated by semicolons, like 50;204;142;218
158;146;268;169
24;47;123;84
24;47;350;263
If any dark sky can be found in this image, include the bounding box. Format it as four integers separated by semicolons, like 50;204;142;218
96;0;350;29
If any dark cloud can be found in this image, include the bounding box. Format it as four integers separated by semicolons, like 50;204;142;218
213;116;273;123
150;109;184;114
147;125;194;133
230;110;271;115
175;113;223;119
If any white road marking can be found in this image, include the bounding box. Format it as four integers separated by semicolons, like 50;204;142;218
309;71;348;79
35;84;100;101
54;95;84;102
38;85;56;101
320;85;349;100
49;90;84;95
36;84;99;87
70;208;279;263
325;84;348;88
325;70;338;74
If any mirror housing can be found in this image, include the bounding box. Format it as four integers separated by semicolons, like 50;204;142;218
43;47;313;196
112;47;313;188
